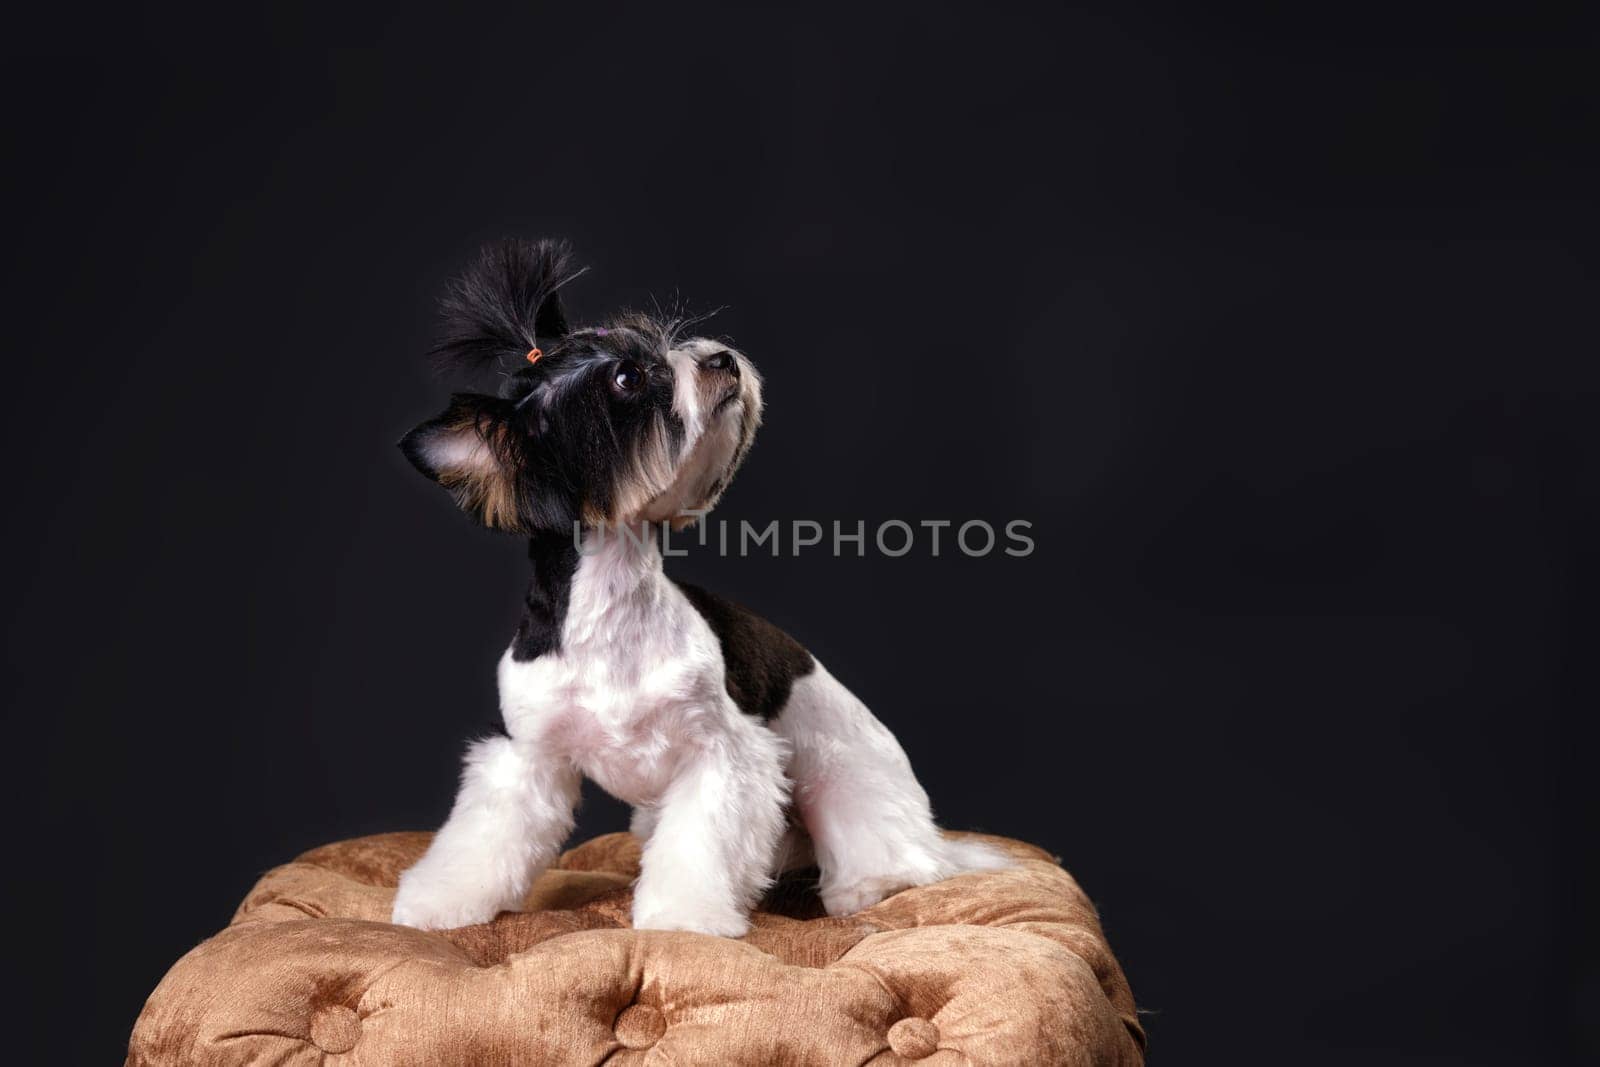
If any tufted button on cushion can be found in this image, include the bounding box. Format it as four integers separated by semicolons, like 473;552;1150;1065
887;1016;941;1059
308;1005;361;1054
614;1004;666;1049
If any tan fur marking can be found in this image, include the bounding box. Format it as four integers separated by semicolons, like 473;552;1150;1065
435;413;527;532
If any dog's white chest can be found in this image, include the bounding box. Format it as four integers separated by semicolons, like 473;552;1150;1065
496;562;729;806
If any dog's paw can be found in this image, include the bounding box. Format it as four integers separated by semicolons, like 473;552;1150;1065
631;901;751;939
390;866;503;930
821;876;910;917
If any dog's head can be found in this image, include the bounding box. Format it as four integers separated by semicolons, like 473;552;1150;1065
400;240;763;534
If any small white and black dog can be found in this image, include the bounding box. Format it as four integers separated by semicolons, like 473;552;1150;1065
391;239;1007;936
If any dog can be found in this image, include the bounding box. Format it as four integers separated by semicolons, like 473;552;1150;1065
390;239;1009;936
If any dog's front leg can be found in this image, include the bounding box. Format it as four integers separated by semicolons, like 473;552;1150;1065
631;719;790;938
391;734;579;930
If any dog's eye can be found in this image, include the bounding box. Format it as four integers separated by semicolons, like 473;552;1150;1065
702;351;733;371
611;362;644;396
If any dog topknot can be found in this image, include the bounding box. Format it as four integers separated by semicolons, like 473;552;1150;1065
431;238;585;383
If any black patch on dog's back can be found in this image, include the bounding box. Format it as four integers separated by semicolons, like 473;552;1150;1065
675;581;815;720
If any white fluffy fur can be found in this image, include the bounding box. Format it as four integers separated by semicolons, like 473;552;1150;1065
392;344;1007;936
774;664;1012;916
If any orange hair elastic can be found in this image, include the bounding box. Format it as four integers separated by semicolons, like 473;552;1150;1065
525;347;543;365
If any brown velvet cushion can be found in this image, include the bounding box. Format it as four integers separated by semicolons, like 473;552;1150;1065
127;831;1145;1065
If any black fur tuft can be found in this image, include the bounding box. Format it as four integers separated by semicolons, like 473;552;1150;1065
431;238;585;384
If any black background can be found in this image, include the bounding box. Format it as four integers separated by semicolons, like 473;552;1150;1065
5;6;1595;1064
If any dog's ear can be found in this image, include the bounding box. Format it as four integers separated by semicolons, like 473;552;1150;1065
432;239;584;383
400;393;541;533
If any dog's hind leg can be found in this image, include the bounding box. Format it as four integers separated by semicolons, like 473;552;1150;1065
773;663;1011;917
